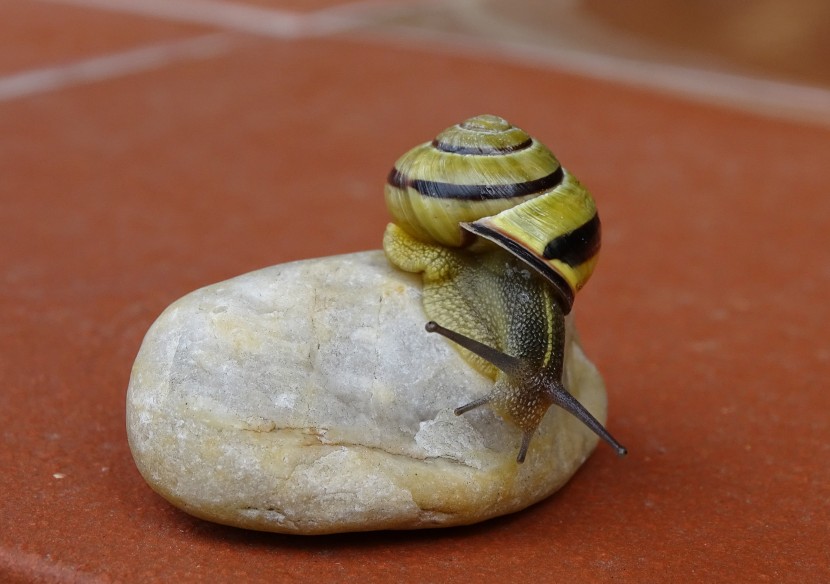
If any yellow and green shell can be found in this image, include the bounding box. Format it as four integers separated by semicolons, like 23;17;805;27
384;114;600;312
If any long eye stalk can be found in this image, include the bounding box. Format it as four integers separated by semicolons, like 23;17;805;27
425;321;521;375
547;382;627;456
426;320;627;458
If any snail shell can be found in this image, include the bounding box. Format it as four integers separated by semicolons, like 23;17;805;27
384;114;600;312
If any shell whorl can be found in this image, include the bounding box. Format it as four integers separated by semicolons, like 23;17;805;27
384;114;600;312
385;115;563;246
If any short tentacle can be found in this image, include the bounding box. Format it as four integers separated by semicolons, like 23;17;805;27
453;396;491;416
517;432;533;463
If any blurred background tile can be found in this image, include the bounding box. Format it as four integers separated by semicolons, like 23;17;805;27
1;1;827;582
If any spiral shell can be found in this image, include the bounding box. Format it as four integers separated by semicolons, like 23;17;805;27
384;114;600;312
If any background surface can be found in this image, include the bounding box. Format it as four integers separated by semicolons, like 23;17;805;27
2;0;829;582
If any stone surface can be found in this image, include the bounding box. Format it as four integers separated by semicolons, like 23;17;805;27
126;251;607;534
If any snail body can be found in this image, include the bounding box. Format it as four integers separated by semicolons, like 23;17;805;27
383;114;626;462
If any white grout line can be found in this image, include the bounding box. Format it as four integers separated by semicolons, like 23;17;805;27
18;0;830;127
0;548;109;584
0;33;235;102
37;0;367;37
365;25;830;128
2;0;404;103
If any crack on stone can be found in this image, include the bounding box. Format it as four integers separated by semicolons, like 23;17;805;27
317;439;477;469
236;423;481;469
169;332;189;391
238;424;328;440
240;505;283;512
238;505;296;529
305;282;320;426
237;417;277;433
239;499;458;530
374;290;382;383
308;284;318;374
413;504;458;517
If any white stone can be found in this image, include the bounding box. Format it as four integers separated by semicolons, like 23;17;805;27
126;251;607;534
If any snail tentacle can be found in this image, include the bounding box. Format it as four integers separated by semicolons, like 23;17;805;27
425;321;521;376
427;318;627;459
547;381;628;457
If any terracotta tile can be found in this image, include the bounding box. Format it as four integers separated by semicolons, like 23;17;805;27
1;16;828;584
0;0;214;74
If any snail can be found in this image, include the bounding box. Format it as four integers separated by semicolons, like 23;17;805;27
383;114;627;463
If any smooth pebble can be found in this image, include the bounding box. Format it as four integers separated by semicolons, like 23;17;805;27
126;251;607;534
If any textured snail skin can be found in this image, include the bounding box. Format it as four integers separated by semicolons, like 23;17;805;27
384;224;620;462
385;222;560;408
383;115;625;462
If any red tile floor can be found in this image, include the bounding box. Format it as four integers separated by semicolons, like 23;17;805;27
2;1;829;582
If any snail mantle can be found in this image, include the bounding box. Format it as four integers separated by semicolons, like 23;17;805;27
126;251;607;534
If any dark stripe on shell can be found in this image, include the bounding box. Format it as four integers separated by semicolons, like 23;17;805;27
463;222;575;313
387;166;564;201
543;213;601;267
431;138;534;155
